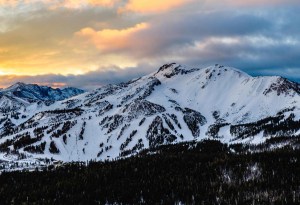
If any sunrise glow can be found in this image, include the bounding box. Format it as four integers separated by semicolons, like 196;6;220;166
0;0;299;89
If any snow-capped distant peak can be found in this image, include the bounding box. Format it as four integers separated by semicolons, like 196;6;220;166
0;83;84;113
5;82;27;91
1;82;84;101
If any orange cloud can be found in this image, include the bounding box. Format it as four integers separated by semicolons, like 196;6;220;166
87;0;118;7
118;0;193;13
36;82;67;88
0;0;19;6
0;0;119;8
56;0;119;9
75;23;149;52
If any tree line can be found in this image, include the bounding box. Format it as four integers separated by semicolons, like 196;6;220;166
0;140;300;204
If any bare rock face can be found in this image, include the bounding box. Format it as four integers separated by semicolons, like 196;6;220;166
264;77;300;96
123;99;166;119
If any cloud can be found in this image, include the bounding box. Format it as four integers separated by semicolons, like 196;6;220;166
172;34;300;79
49;0;120;9
0;0;300;85
118;0;193;13
0;0;119;8
0;63;158;90
74;23;149;52
0;0;194;12
1;56;299;91
215;0;300;7
0;5;138;75
72;10;271;59
200;0;300;10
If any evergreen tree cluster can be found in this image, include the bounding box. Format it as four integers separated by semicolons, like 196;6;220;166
49;141;59;154
0;140;300;204
23;141;46;154
230;113;300;139
51;121;77;139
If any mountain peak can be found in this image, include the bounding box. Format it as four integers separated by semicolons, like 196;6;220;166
156;63;179;73
264;76;300;96
155;63;201;79
15;82;26;86
154;63;250;81
6;82;27;90
201;64;251;81
1;82;84;103
155;63;181;76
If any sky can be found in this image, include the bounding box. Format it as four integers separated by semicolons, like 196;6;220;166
0;0;299;89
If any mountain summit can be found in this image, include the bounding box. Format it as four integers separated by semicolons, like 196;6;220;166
0;64;299;165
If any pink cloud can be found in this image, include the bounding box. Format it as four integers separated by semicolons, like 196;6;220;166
74;23;149;52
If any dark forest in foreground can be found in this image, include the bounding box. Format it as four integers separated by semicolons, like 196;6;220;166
1;139;300;205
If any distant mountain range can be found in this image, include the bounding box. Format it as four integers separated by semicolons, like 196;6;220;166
0;82;84;113
0;63;299;170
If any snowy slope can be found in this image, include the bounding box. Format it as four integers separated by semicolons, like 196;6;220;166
0;63;299;164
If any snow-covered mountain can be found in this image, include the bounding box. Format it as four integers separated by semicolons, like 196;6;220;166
0;63;300;165
0;82;84;113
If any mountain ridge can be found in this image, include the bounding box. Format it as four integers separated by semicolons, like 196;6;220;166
0;63;299;169
1;82;84;101
0;82;84;113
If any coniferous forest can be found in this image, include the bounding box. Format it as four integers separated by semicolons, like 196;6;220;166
0;140;300;204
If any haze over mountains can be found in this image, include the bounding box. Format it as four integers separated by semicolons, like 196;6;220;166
0;63;299;168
